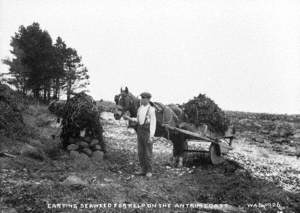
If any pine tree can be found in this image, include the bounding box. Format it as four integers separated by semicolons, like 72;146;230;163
62;48;90;100
2;23;90;101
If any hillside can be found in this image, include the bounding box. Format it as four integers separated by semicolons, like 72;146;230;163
0;88;299;213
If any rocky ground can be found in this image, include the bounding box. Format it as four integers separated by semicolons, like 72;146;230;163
0;105;300;213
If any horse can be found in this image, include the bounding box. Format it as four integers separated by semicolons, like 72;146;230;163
113;87;194;167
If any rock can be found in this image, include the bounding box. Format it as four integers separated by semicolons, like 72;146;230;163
28;138;43;147
83;136;92;142
90;139;99;146
239;119;252;127
253;137;265;143
0;208;18;213
261;129;270;134
78;141;89;148
104;178;113;182
62;175;87;186
253;122;262;128
93;145;102;150
70;150;80;159
293;132;300;139
74;153;90;166
273;138;289;144
82;148;92;156
20;144;45;161
67;144;79;151
91;151;104;161
275;122;294;137
270;130;278;137
79;153;90;160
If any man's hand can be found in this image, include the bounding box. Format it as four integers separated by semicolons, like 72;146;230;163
149;136;155;144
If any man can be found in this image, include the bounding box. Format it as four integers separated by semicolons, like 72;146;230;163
123;92;156;177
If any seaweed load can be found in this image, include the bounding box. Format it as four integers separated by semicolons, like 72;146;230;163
183;94;229;135
60;92;106;158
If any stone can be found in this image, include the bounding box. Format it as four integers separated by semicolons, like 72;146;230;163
82;148;92;156
67;144;79;151
93;145;102;150
261;129;270;134
70;150;80;159
90;139;99;146
20;144;45;161
0;208;18;213
28;138;43;147
273;138;289;144
254;137;265;143
84;136;92;143
270;130;278;137
78;141;89;148
293;132;300;139
62;175;87;186
75;153;90;166
91;151;104;162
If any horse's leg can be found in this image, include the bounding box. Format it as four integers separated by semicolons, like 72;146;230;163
168;134;178;167
175;134;187;168
178;156;183;168
170;134;185;167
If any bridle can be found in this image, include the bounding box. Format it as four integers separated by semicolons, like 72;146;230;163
116;93;138;118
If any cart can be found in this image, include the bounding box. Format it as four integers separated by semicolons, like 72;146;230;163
162;124;235;165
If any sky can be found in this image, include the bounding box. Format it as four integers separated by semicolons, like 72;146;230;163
0;0;300;114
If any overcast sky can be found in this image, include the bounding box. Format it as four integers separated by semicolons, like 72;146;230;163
0;0;300;114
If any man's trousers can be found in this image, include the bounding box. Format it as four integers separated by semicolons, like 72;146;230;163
137;124;153;173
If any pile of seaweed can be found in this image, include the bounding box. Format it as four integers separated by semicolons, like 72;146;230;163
60;92;105;154
182;94;229;135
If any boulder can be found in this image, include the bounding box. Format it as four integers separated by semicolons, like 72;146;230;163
273;138;289;144
28;138;43;147
275;122;294;137
74;153;90;166
62;175;87;186
67;144;79;151
270;130;279;137
78;141;89;148
90;139;99;146
92;151;104;162
0;208;17;213
239;119;253;127
260;129;270;134
253;137;265;143
293;132;300;139
83;136;92;143
79;153;90;160
82;148;92;156
70;150;80;159
20;144;45;161
93;145;102;151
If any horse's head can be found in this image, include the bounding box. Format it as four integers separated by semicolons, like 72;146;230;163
114;87;139;120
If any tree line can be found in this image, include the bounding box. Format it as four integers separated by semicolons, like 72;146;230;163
1;22;89;101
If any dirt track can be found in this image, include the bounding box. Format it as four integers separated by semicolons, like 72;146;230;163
0;110;299;213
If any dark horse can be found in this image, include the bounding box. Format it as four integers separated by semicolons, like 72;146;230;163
114;87;193;167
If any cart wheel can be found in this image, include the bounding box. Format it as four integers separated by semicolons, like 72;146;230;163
209;143;225;165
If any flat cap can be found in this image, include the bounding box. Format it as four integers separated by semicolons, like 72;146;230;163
140;92;152;99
